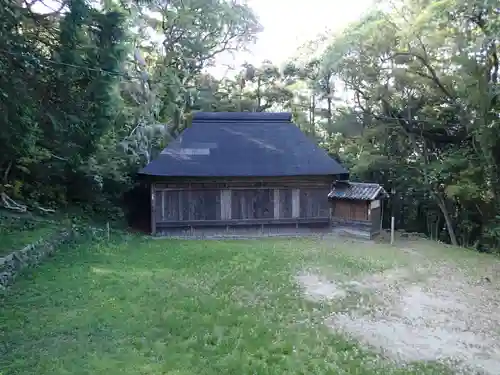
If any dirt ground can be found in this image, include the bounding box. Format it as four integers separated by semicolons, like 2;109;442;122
296;241;500;375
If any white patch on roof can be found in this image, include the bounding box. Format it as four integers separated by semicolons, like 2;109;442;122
223;127;282;152
178;148;210;156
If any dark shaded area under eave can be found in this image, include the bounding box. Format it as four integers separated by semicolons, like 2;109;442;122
138;112;349;178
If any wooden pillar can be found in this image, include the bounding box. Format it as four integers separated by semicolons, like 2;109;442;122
178;191;183;221
161;190;166;221
150;183;156;235
380;199;384;232
221;189;232;220
292;188;300;218
273;189;280;219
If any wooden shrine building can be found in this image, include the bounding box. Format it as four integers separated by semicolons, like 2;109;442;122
328;181;388;239
138;112;350;235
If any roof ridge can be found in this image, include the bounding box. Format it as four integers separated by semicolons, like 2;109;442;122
193;111;292;123
347;181;381;186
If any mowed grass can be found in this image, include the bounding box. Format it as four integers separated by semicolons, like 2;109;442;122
1;235;472;375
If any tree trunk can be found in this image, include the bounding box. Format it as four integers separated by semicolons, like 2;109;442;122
309;95;316;138
326;97;332;136
256;77;261;111
433;192;458;246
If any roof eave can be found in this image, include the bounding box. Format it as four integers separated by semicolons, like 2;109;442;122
138;172;348;178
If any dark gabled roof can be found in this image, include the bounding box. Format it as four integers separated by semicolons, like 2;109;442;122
327;182;388;201
139;112;349;178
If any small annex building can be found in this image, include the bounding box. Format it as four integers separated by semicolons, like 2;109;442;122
138;112;350;235
328;181;388;239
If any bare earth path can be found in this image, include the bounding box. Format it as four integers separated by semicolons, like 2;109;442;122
296;239;500;375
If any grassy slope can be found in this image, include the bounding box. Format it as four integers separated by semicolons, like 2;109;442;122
0;216;59;256
3;236;490;375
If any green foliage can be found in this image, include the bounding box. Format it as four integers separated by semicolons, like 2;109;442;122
2;0;498;251
0;0;262;217
290;0;500;249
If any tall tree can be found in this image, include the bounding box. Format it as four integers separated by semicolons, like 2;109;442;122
302;0;500;248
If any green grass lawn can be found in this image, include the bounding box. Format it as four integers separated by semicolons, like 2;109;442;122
1;235;466;374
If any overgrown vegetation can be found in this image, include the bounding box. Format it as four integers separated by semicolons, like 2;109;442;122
0;213;58;255
1;0;499;250
308;0;500;250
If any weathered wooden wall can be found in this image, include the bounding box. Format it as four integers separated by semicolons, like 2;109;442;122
300;188;331;218
151;176;333;232
329;199;384;239
278;188;293;218
369;200;381;235
155;189;221;222
331;200;368;221
231;189;274;220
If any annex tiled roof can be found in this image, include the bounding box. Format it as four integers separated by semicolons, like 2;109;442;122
328;182;388;201
139;112;349;178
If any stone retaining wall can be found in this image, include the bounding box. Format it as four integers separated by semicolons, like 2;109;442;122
0;230;73;290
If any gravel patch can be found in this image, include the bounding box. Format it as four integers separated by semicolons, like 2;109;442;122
296;273;347;301
296;265;500;374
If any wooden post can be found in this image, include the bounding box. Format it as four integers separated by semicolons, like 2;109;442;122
273;189;280;219
150;183;156;235
161;190;166;221
390;216;395;245
220;189;232;220
292;189;300;218
292;189;300;229
380;199;384;233
390;187;396;245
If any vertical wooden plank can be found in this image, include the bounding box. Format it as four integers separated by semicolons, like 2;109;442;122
212;189;222;220
220;189;232;220
239;190;245;219
273;189;280;219
254;189;273;219
231;190;240;220
247;190;256;219
380;199;384;232
164;190;180;221
150;183;156;235
220;190;225;220
300;189;310;218
196;190;204;220
292;188;300;218
161;190;166;221
188;190;194;220
299;188;329;218
178;190;183;221
239;189;254;219
191;190;201;220
226;189;232;219
279;188;292;218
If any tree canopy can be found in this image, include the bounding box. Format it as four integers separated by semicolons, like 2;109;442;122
1;0;499;250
